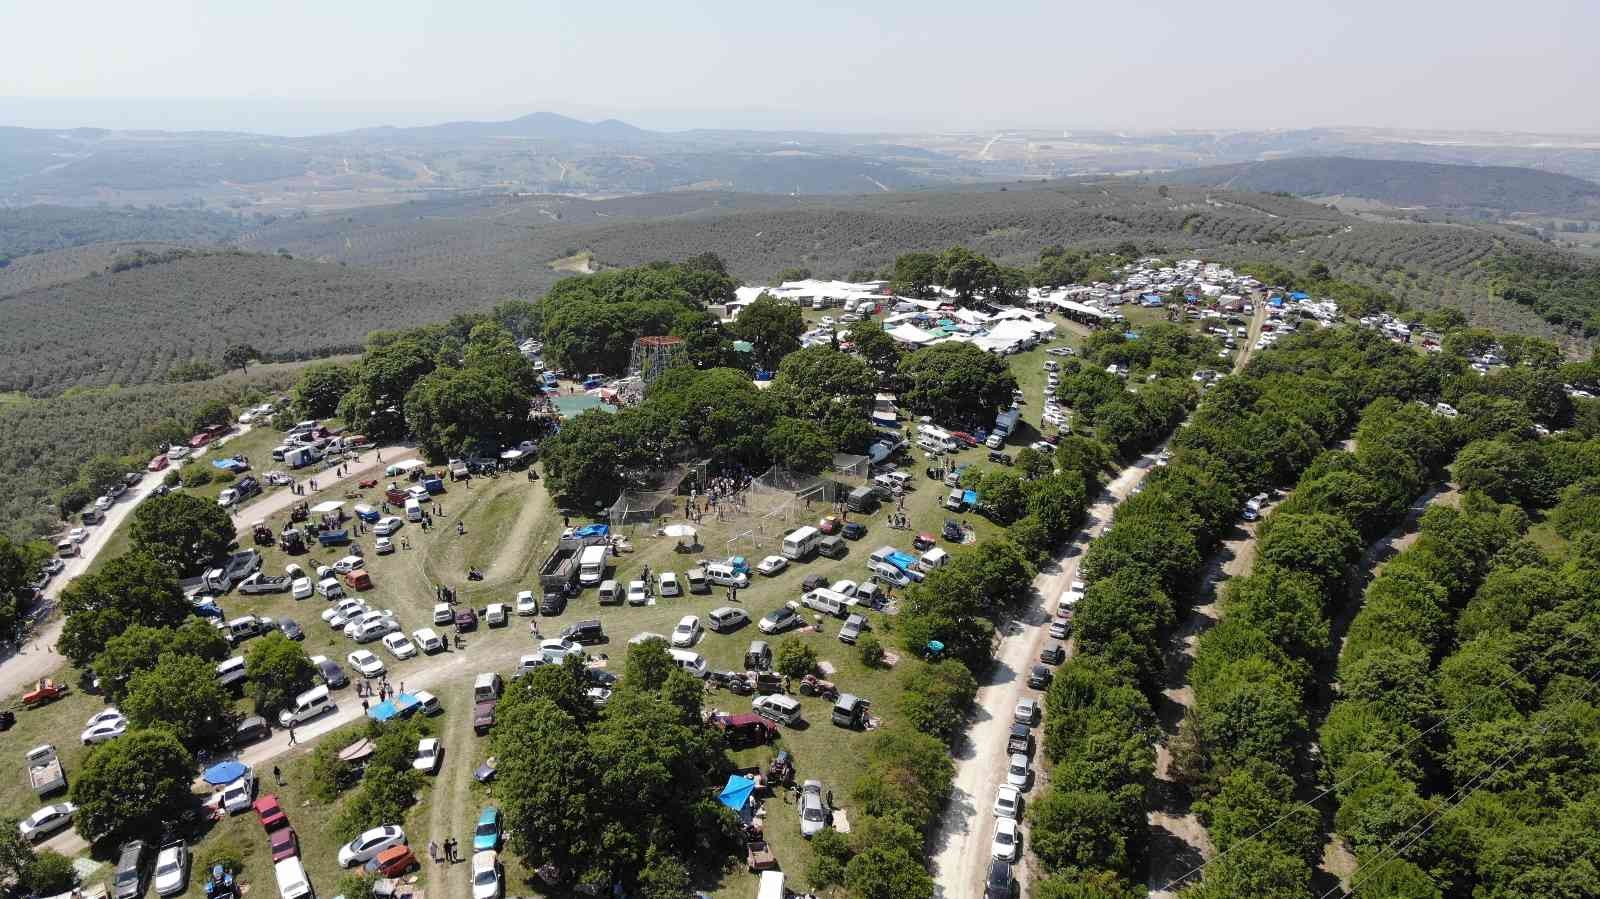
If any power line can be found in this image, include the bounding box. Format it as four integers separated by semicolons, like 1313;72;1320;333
1157;625;1591;892
1322;664;1600;898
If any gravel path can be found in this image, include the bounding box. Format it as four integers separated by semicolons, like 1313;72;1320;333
929;446;1167;898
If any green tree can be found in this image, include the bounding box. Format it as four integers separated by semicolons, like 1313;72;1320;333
71;729;195;845
26;850;76;895
729;295;804;371
847;320;902;376
844;845;934;899
669;309;734;370
857;633;885;667
123;653;236;748
1028;787;1134;877
0;535;45;641
890;252;940;298
775;267;812;283
94;620;229;702
769;346;876;422
1257;512;1362;591
622;638;677;693
897;661;977;746
58;552;190;667
222;344;259;374
405;364;535;461
775;638;819;678
294;362;356;417
189;399;234;432
765;418;832;473
130;492;235;576
896;343;1018;429
538;410;629;508
0;816;37;892
935;246;1003;303
976;469;1029;524
245;632;317;718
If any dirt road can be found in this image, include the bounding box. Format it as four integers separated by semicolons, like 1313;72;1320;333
229;445;417;529
929;446;1167;898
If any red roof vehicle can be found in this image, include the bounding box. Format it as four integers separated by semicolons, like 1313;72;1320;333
23;679;66;707
189;432;213;449
253;794;289;831
269;825;299;862
148;455;170;472
365;846;417;877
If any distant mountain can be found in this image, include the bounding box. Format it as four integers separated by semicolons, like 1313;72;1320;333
1159;156;1600;217
335;111;654;144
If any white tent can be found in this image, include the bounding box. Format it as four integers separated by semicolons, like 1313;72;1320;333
309;501;345;514
886;324;938;346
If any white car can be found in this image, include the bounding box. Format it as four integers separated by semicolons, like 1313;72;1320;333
1006;754;1031;789
471;851;503;899
407;485;429;501
154;841;190;896
515;591;537;616
347;650;386;678
539;638;585;661
291;577;313;600
413;737;442;774
658;571;681;597
217;489;239;508
993;786;1022;819
413;628;444;654
626;580;648;605
991;817;1020;861
69;527;88;543
433;602;453;625
86;707;124;728
382;632;417;660
18;803;76;841
830;580;859;598
337;825;406;867
324;599;368;628
81;716;128;745
373;516;404;537
333;555;365;575
221;772;255;814
374;537;394;555
756;555;788;576
95;495;113;511
345;610;396;639
671;615;701;648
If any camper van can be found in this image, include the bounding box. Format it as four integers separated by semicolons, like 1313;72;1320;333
782;526;821;561
919;547;949;571
801;588;850;619
577;545;609;587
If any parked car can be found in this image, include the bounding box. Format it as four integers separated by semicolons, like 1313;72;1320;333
756;555;788;576
671;615;701;647
364;845;417;878
1014;698;1038;725
374;537;395;555
382;632;417;660
707;607;748;632
278;619;304;641
18;803;76;841
1006;754;1031;789
347;650;385;678
337;825;406;867
991;817;1020;861
471;851;503;899
658;571;681;596
993;786;1022;820
985;859;1014;899
799;780;830;838
472;807;502;851
759;606;800;634
413;738;442;774
373;517;404;537
221;772;256;814
841;521;867;540
514;591;537;616
112;840;153;899
838;614;867;644
82;713;130;744
1040;644;1066;665
625;581;648;605
153;841;190;896
1027;664;1052;689
454;607;479;631
433;603;453;625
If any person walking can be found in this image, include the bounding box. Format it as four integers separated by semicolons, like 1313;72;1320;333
273;765;283;786
428;840;439;863
287;725;297;746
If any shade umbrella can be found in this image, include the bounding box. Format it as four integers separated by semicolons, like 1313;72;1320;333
662;524;697;538
309;500;345;514
202;760;248;785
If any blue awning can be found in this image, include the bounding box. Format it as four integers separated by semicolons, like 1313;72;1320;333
572;524;610;538
368;693;420;721
719;774;757;820
202;761;249;785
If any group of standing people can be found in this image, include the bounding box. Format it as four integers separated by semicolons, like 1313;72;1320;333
428;837;461;863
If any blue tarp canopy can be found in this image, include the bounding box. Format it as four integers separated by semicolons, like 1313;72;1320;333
202;761;249;785
887;551;919;572
212;458;246;471
1289;291;1310;300
572;524;609;538
1269;297;1286;307
963;489;979;506
719;774;757;822
367;693;420;721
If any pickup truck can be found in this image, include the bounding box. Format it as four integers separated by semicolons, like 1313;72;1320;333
26;744;66;795
1006;724;1034;756
238;572;291;595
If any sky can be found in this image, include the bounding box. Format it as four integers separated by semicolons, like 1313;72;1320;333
2;0;1596;135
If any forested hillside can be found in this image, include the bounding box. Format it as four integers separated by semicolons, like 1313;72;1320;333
0;204;252;266
0;250;459;394
1159;156;1600;217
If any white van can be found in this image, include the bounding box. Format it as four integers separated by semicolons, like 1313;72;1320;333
668;648;709;678
278;685;333;728
801;588;849;619
757;871;785;899
405;498;423;522
705;563;749;588
915;435;944;455
597;579;620;604
274;855;314;899
782;526;821;561
919;547;950;571
577;545;608;586
316;577;344;600
216;656;248;688
473;672;503;702
412;628;444;654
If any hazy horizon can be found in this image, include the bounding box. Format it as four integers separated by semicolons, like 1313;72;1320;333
3;0;1596;137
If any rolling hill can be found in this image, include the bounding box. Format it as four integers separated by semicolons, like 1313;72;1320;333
1159;156;1600;217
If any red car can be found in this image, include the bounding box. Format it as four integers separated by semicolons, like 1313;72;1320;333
455;607;479;631
816;516;839;535
189;432;213;449
949;431;979;447
147;455;169;472
365;846;417;877
269;825;299;862
253;794;289;831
